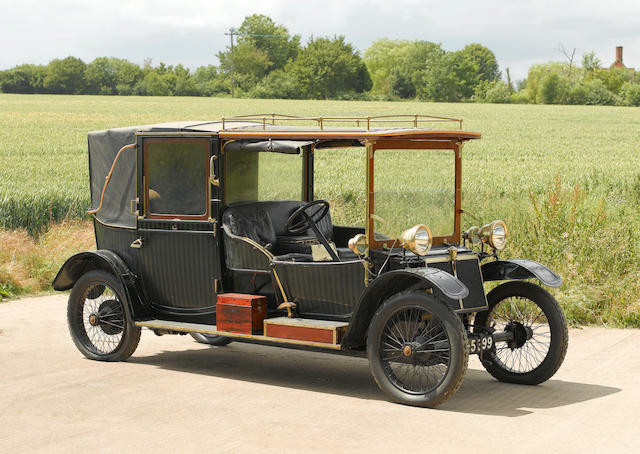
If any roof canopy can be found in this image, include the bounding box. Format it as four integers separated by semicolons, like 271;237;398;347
87;114;480;229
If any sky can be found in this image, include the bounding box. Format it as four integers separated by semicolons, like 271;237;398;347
1;0;639;81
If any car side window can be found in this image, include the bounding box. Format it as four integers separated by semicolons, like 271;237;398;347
145;138;209;219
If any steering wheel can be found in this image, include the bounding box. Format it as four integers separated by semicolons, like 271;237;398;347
285;200;330;235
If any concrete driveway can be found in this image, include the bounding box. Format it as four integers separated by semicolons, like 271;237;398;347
1;294;638;453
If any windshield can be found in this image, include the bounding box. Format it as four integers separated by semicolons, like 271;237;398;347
373;148;455;239
225;150;303;203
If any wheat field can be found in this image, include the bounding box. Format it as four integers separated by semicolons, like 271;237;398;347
1;94;639;326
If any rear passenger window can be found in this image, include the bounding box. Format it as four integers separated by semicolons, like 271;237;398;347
145;138;209;218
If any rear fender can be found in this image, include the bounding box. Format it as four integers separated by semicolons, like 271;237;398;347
481;259;562;288
52;250;152;319
341;268;469;349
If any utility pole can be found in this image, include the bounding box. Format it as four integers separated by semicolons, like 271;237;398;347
224;27;237;98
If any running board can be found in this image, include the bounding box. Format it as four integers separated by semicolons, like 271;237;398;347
136;319;345;350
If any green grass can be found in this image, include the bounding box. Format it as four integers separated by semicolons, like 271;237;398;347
1;94;640;326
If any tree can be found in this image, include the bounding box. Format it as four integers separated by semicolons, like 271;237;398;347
289;36;372;99
540;73;569;104
414;49;477;102
193;65;228;96
218;41;272;92
582;51;601;72
43;57;87;94
237;14;300;71
458;43;500;83
85;57;117;94
0;64;46;93
217;14;301;93
135;71;170;96
363;39;413;96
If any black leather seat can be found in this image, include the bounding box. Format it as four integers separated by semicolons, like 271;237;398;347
222;204;277;253
222;201;358;264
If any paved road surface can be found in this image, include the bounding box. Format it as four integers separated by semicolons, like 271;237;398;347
1;294;638;453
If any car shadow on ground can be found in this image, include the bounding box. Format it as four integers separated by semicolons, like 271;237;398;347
130;341;620;417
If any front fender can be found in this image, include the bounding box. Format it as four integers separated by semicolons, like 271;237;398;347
341;268;468;348
52;250;152;319
481;259;562;288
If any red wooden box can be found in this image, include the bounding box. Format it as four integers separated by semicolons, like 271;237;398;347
264;317;349;345
216;293;267;335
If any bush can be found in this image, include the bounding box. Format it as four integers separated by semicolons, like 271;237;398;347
510;90;530;104
567;84;588;105
619;82;640;106
248;70;301;99
582;79;618;106
540;73;569;104
474;80;511;103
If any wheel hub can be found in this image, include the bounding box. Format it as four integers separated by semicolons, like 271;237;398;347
89;314;99;326
96;299;124;335
505;321;530;349
402;344;414;357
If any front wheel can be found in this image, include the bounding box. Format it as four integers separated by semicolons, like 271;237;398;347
474;281;568;385
67;270;141;361
367;291;469;407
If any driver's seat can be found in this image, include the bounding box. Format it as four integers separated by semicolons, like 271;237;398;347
221;204;314;272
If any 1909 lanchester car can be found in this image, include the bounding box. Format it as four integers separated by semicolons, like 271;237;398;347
53;113;568;407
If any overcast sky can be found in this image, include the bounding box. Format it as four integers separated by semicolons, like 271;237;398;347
1;0;638;81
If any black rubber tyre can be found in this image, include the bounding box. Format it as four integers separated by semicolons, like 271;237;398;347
190;332;232;346
474;281;568;385
367;291;469;408
67;270;141;361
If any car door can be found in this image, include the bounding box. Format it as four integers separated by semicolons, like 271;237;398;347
132;135;222;323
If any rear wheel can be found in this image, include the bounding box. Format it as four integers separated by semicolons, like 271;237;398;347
190;332;232;346
367;291;469;407
67;270;141;361
474;281;568;385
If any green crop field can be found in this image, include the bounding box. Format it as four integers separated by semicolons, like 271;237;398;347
1;93;639;326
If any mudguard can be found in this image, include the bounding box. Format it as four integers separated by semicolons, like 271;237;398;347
481;258;562;288
341;267;469;348
52;250;152;318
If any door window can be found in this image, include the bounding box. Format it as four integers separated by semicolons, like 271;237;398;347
145;138;209;219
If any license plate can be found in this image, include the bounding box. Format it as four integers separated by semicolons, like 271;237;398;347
468;334;493;354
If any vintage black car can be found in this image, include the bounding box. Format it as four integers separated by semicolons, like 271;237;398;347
53;114;568;407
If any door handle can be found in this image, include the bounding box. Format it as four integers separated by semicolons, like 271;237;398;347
209;155;219;187
130;238;143;249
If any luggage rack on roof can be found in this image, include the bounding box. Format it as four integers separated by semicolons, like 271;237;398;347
220;113;463;131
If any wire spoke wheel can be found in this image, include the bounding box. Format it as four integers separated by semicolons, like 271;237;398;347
381;306;451;394
368;292;468;407
78;284;125;354
68;270;141;361
475;281;568;385
487;296;551;374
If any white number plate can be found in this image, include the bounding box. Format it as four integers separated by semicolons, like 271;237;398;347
469;334;493;354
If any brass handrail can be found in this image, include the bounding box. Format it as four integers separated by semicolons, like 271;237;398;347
221;113;463;131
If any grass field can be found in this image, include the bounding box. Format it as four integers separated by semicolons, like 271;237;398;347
1;94;639;326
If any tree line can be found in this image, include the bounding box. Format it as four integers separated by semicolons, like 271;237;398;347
1;14;638;106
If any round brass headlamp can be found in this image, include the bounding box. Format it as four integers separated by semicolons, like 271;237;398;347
399;224;433;256
348;233;368;256
479;220;508;250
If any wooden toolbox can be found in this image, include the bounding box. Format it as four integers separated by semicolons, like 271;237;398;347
264;317;349;345
216;293;267;335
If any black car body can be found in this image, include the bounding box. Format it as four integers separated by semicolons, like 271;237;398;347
54;114;568;407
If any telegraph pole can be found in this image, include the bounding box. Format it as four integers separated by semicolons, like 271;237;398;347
224;27;237;98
